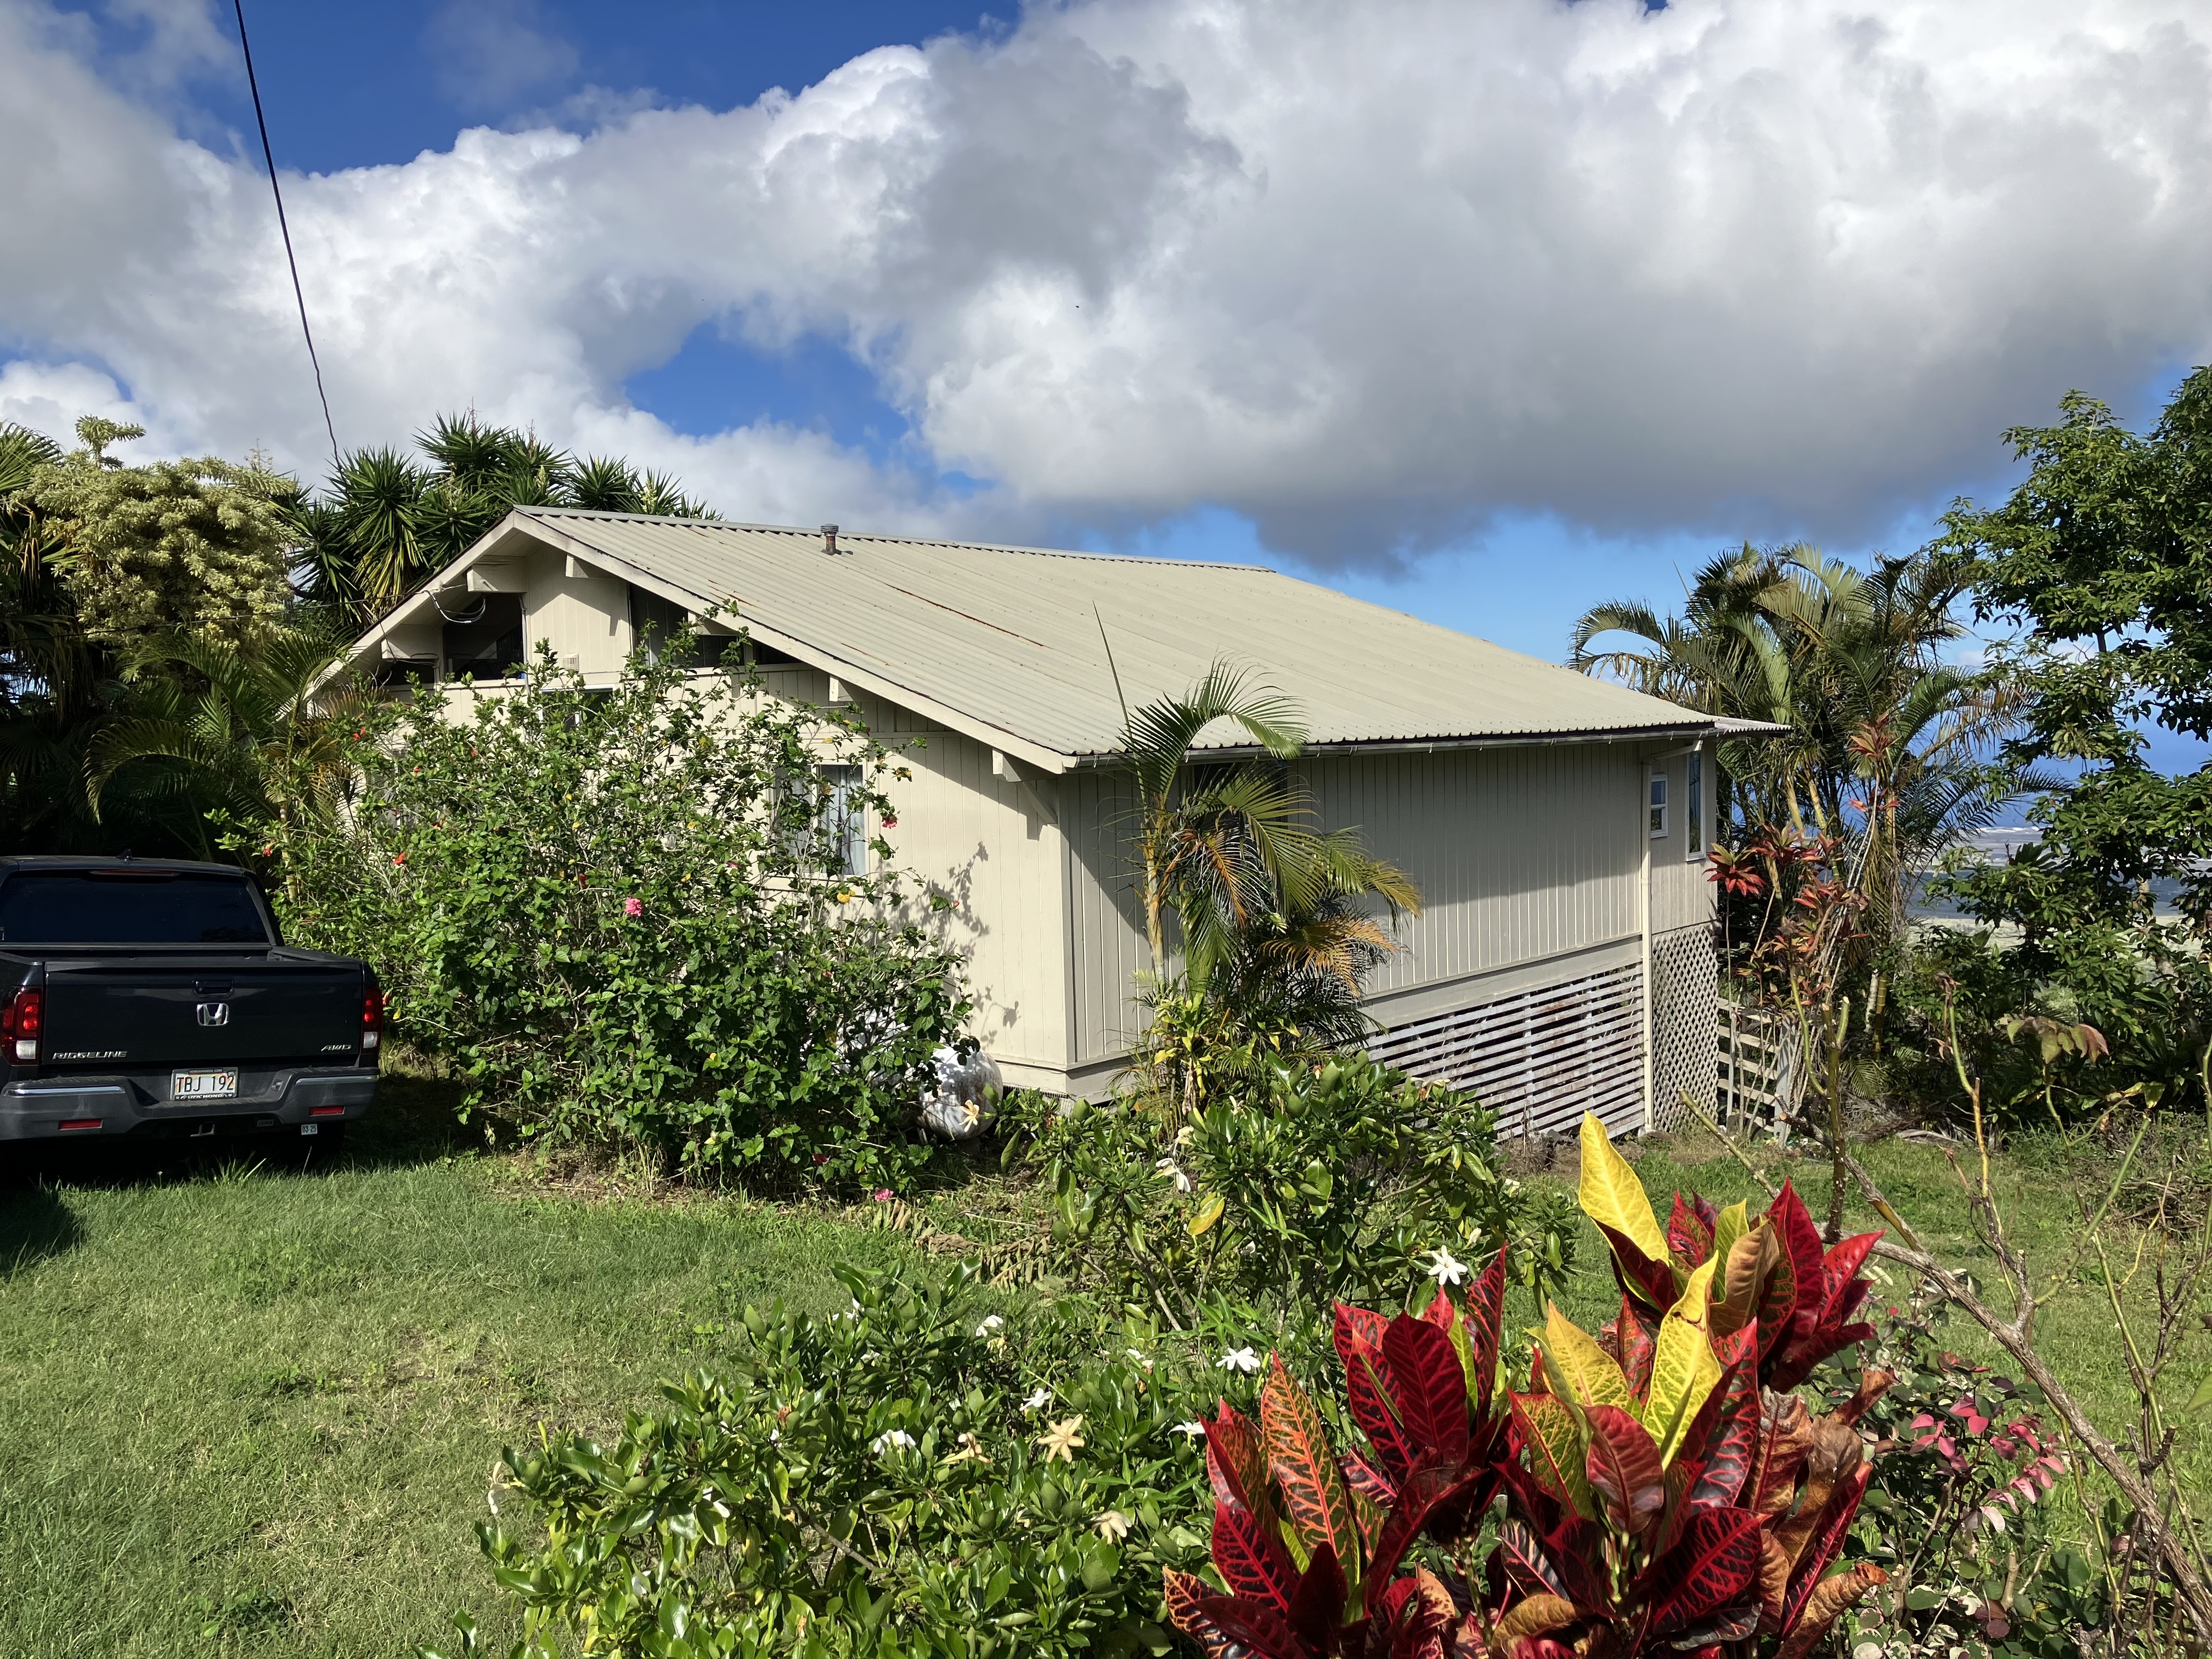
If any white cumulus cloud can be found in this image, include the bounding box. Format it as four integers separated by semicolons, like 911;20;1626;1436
2;0;2208;566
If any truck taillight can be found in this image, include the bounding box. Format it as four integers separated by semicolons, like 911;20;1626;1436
362;985;383;1054
2;986;42;1064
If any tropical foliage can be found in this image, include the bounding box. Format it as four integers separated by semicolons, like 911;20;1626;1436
1572;543;2050;952
1008;1051;1578;1335
1110;660;1420;1070
1161;1114;1892;1659
300;412;716;614
1929;366;2212;1105
250;647;966;1189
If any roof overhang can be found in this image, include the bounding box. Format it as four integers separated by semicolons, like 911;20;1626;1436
332;510;1081;775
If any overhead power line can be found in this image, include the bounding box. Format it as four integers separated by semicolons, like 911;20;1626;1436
232;0;340;470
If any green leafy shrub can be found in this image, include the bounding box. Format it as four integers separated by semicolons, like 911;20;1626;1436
425;1263;1222;1659
1005;1050;1578;1332
256;647;968;1189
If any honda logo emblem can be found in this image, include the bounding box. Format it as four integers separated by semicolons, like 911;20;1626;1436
196;1001;230;1027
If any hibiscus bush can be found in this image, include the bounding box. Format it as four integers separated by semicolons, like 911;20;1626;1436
253;647;968;1190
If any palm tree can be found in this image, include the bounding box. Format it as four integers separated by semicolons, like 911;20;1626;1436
1109;652;1421;1020
86;627;374;855
1572;541;2046;953
303;413;719;617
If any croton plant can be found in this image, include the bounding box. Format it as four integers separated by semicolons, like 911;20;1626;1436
1164;1115;1892;1659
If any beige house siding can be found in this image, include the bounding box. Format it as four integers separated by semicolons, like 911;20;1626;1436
1646;748;1717;937
521;548;635;675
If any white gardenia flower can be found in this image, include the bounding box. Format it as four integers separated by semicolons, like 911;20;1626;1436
1022;1386;1052;1411
1125;1348;1153;1372
1172;1420;1207;1438
976;1314;1006;1337
1154;1156;1193;1193
1425;1247;1470;1288
871;1429;917;1453
1218;1347;1262;1375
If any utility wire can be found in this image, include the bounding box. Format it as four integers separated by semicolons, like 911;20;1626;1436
232;0;340;470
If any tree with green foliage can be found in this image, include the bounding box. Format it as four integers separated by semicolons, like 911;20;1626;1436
26;417;294;648
1574;541;2047;955
303;413;717;613
1935;366;2212;1097
1110;659;1420;1058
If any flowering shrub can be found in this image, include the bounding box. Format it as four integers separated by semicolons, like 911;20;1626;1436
255;648;968;1190
1164;1114;1892;1659
1007;1052;1578;1330
421;1263;1237;1659
1848;1308;2096;1655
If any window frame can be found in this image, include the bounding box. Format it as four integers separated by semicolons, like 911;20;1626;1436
1684;752;1705;859
815;764;868;879
1648;771;1669;839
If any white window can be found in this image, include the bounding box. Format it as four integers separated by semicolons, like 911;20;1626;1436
1649;772;1669;839
817;766;867;877
1685;753;1704;857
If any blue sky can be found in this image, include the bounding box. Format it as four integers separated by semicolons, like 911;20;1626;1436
11;0;2210;776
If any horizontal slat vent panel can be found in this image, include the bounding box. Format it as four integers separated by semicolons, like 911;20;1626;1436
1368;964;1644;1139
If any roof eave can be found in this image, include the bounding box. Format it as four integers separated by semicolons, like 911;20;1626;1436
1058;718;1763;768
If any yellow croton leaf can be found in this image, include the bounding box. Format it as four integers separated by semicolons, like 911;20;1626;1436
1542;1302;1636;1412
1640;1256;1722;1466
1708;1199;1750;1273
1576;1113;1671;1267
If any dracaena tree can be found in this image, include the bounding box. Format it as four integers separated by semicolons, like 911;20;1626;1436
1164;1115;1890;1659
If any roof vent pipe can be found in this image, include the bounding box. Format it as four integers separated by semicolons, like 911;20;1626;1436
821;523;839;555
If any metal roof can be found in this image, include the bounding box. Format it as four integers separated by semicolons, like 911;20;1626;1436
349;507;1733;774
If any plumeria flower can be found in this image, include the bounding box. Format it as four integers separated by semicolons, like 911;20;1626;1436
871;1429;916;1454
1094;1509;1132;1543
1171;1420;1207;1440
1426;1247;1470;1287
1021;1386;1051;1412
976;1315;1006;1338
1036;1416;1086;1462
1217;1347;1262;1375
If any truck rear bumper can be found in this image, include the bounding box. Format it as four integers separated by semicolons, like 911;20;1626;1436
0;1068;378;1141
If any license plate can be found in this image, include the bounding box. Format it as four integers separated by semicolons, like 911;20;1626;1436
171;1068;238;1101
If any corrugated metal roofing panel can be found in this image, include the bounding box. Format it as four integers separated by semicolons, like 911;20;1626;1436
509;507;1715;761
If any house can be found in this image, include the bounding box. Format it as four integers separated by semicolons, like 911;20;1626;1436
337;507;1755;1135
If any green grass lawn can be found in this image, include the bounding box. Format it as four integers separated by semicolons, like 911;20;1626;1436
0;1077;921;1658
1;1079;2203;1657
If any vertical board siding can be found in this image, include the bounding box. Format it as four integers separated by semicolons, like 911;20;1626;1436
1066;744;1651;1071
868;709;1072;1074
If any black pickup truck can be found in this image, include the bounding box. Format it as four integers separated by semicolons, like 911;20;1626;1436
0;856;380;1148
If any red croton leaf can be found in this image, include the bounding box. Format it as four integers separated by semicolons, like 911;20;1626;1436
1335;1306;1420;1486
1208;1402;1272;1514
1164;1569;1314;1659
1211;1495;1300;1612
1781;1462;1875;1628
1460;1246;1511;1417
1583;1404;1666;1535
1374;1565;1455;1659
1686;1325;1761;1511
1262;1356;1363;1573
1612;1293;1661;1400
1381;1314;1471;1468
1594;1220;1679;1311
1639;1506;1767;1636
1285;1544;1347;1654
1668;1193;1718;1267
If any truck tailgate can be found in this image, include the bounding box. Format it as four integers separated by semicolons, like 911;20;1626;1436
41;958;363;1067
